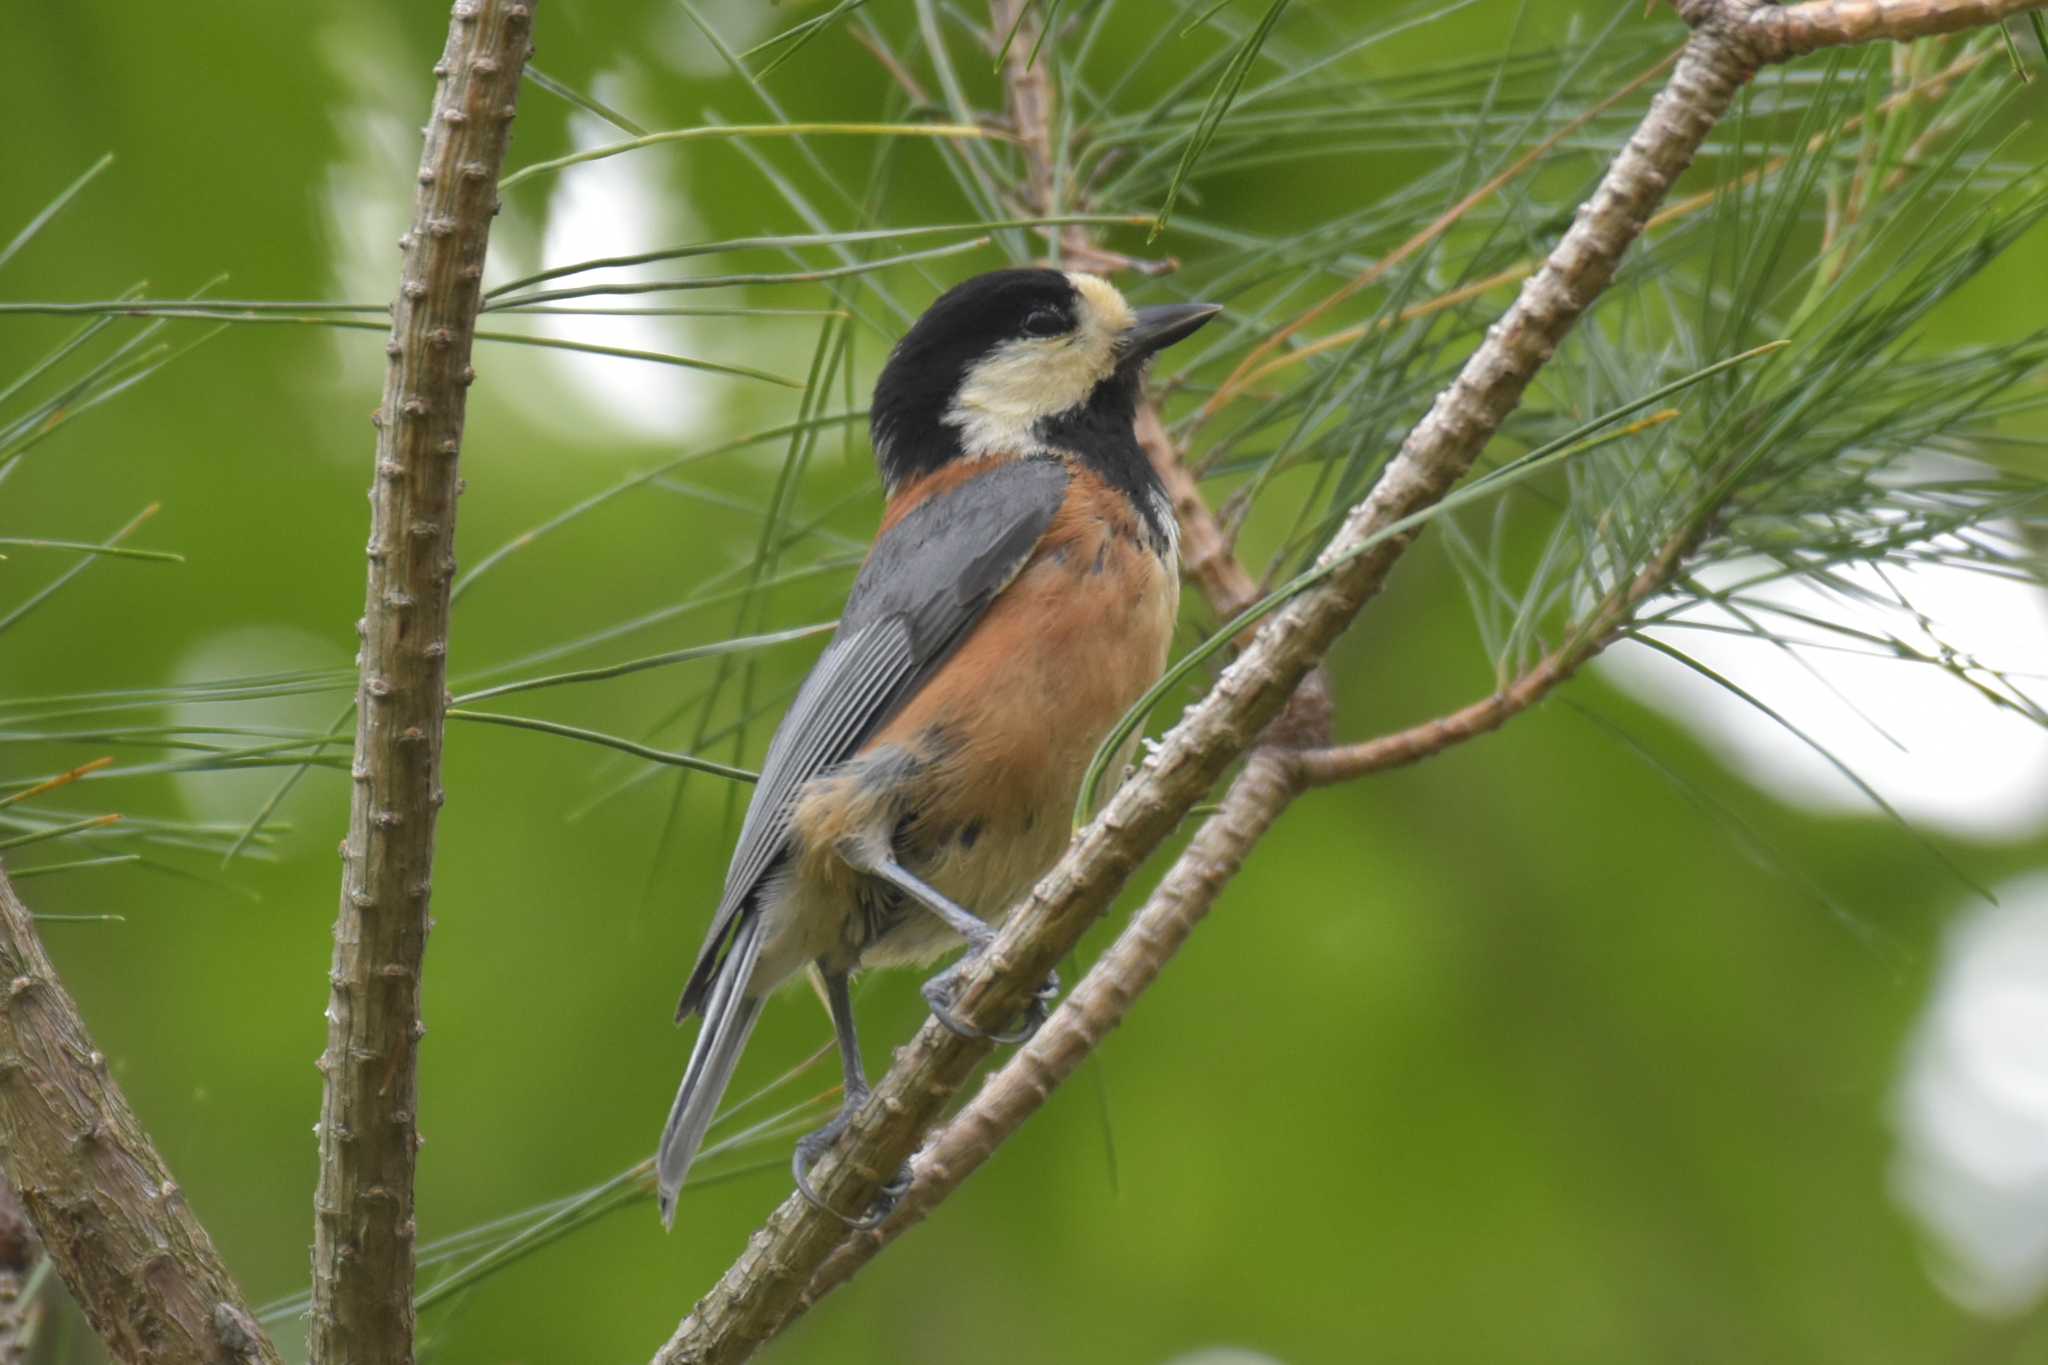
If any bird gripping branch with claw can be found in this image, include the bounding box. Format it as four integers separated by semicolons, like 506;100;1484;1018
656;268;1219;1228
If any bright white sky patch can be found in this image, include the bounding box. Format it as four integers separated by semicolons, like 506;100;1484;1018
318;24;722;452
1599;551;2048;840
1894;874;2048;1315
518;97;721;445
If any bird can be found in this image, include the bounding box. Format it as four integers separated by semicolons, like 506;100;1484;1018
655;267;1220;1227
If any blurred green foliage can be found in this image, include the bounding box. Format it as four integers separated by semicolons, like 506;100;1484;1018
3;2;2047;1363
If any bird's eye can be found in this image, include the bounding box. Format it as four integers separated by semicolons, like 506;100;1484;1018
1022;307;1067;338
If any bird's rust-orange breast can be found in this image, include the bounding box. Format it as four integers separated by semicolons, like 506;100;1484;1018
861;463;1177;906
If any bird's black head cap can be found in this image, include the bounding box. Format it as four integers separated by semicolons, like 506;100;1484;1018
869;267;1220;499
870;268;1078;491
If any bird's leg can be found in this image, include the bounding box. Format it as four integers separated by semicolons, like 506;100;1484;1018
792;966;912;1229
840;841;1060;1044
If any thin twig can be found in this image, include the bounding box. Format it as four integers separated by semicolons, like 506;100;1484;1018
310;4;537;1363
1137;403;1263;619
1294;510;1707;785
1747;0;2046;54
0;866;282;1365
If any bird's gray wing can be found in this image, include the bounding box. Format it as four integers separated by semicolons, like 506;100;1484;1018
677;457;1070;1017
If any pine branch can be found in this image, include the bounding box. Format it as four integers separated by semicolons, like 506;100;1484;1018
796;747;1304;1311
1743;0;2047;55
656;10;1745;1365
650;4;2045;1360
0;867;282;1365
776;495;1720;1322
310;4;537;1364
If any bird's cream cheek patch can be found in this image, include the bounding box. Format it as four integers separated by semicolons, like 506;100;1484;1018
944;273;1135;458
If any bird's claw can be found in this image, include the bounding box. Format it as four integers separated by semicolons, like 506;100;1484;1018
921;964;1060;1045
792;1106;911;1230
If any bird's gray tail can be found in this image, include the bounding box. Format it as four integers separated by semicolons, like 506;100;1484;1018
657;917;766;1228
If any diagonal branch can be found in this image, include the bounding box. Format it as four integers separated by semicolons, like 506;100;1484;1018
785;689;1334;1321
0;866;282;1365
1743;0;2045;54
652;2;2045;1360
1294;507;1707;786
310;4;537;1363
796;746;1305;1312
778;482;1723;1321
655;15;1754;1365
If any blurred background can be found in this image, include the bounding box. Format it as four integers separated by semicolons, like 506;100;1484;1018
3;2;2046;1361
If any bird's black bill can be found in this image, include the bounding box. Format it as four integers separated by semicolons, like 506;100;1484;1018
1120;302;1222;360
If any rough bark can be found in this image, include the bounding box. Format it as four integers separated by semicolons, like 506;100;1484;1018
310;3;537;1363
1742;0;2045;55
0;868;281;1365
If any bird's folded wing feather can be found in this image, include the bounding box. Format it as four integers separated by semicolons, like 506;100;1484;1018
677;456;1071;1015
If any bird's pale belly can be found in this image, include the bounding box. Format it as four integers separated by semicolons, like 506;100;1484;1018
772;511;1178;978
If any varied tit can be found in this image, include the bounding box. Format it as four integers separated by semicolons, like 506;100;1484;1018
656;268;1220;1226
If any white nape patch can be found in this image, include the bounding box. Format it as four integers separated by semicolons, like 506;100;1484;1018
943;272;1135;458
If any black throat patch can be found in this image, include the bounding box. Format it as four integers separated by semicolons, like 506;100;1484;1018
1034;364;1173;555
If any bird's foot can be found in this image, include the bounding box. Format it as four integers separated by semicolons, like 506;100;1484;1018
791;1097;912;1230
921;960;1060;1045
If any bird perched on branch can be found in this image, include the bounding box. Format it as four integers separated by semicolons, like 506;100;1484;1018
656;268;1219;1226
